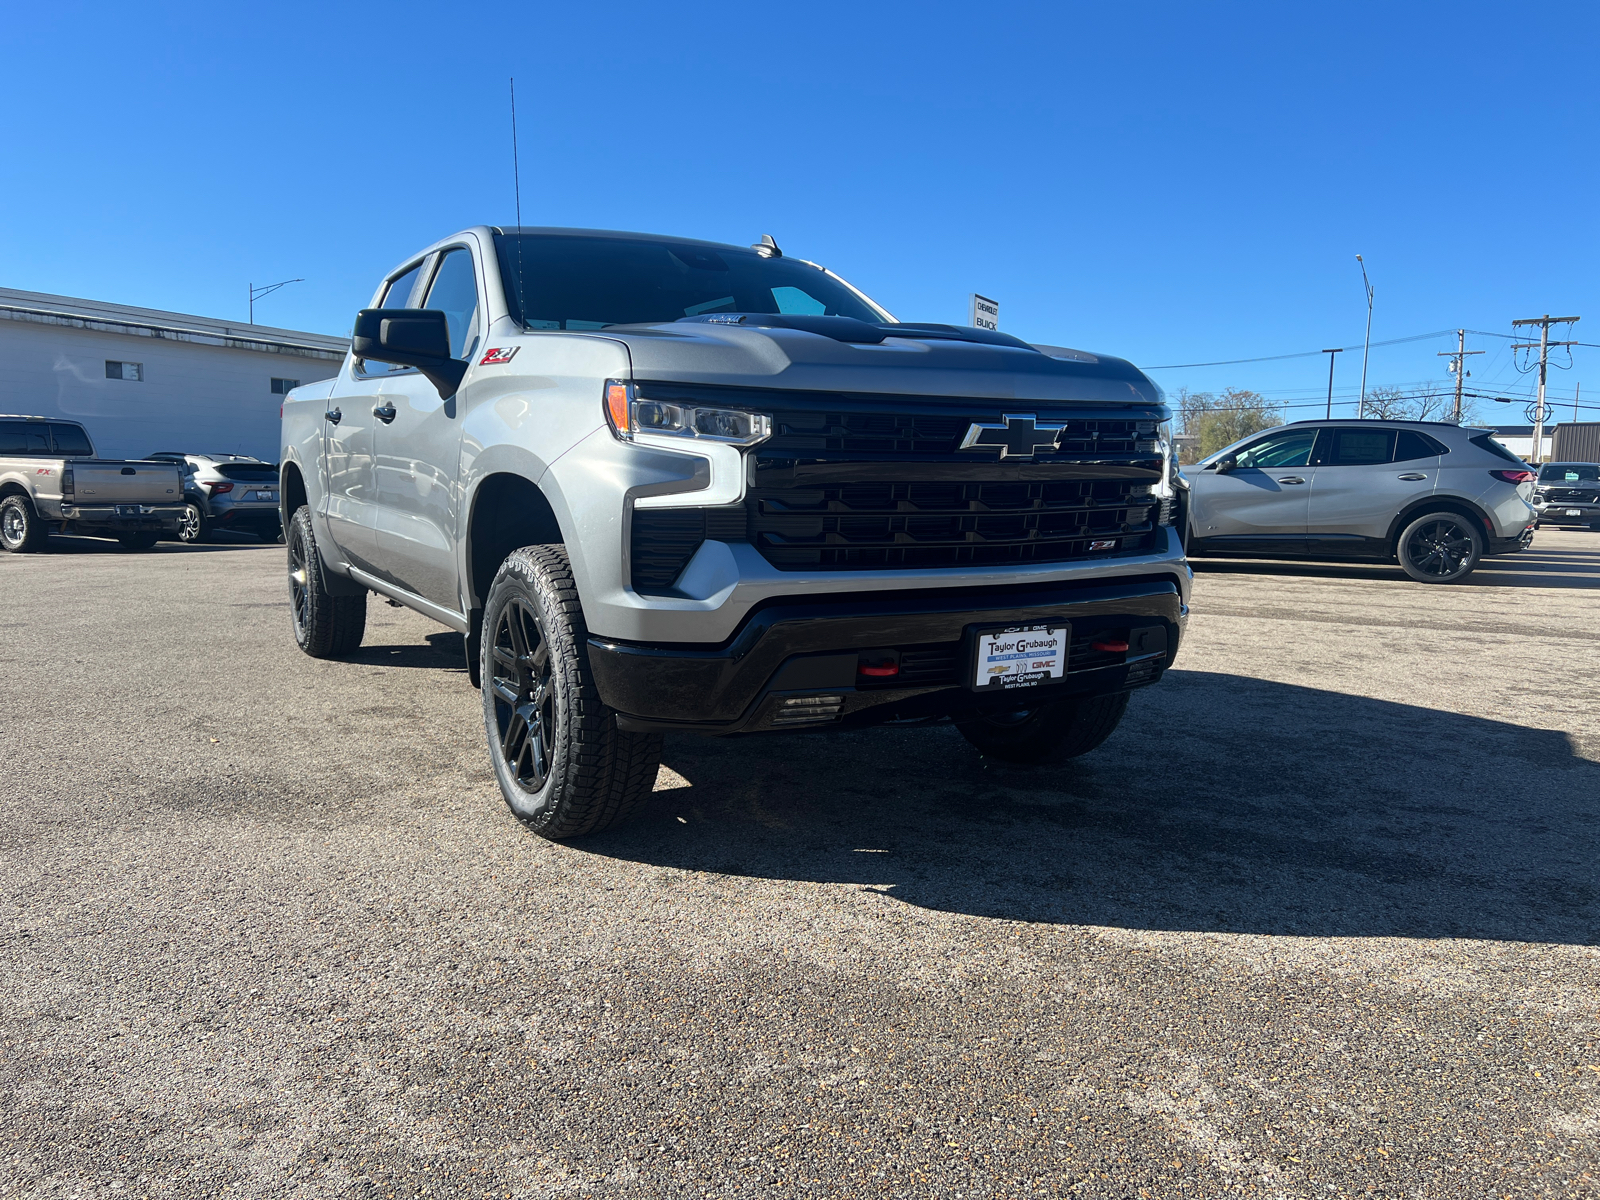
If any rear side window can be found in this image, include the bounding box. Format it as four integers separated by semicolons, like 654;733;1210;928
1316;428;1395;465
1470;433;1525;464
0;421;51;454
50;424;93;456
1394;430;1447;462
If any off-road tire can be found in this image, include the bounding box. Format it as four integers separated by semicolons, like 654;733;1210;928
957;692;1131;765
117;532;159;552
286;505;366;657
0;494;46;553
481;545;662;840
1396;510;1482;584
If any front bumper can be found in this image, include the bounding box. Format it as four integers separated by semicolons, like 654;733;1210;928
1533;501;1600;525
589;575;1185;735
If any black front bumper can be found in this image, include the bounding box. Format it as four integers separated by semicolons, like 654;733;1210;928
589;575;1185;735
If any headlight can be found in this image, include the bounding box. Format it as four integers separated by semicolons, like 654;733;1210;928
604;381;771;447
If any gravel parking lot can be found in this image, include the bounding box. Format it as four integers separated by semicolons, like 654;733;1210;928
3;530;1598;1198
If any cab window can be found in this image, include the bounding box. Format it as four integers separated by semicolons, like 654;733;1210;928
49;424;93;456
422;249;482;362
1315;428;1395;465
1231;429;1317;469
0;421;51;454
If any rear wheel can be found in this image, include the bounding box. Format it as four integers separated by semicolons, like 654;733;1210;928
175;502;211;544
117;532;159;552
286;505;366;657
1397;511;1482;583
957;692;1131;764
0;494;45;553
481;545;662;839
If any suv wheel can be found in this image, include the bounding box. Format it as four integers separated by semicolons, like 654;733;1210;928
175;502;211;544
956;692;1130;764
0;494;45;553
286;505;366;657
481;545;662;839
1397;511;1482;583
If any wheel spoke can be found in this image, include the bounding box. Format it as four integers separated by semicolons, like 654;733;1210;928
501;709;528;762
491;677;520;706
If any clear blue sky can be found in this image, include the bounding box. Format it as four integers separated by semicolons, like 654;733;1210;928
3;2;1596;422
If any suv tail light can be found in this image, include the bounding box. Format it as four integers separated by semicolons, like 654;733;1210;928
205;481;234;495
1490;470;1535;483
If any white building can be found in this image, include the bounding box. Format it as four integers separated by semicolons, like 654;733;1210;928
1486;424;1552;463
0;287;348;462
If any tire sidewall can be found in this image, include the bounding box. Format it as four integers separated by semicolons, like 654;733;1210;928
1398;512;1483;583
0;496;34;552
287;507;318;651
176;502;206;543
480;551;577;831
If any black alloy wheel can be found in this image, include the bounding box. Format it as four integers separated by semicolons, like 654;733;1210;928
285;505;366;656
287;519;312;637
1397;512;1482;584
489;598;556;795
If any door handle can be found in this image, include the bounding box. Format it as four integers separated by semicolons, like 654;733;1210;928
1276;476;1306;485
1397;472;1428;481
373;403;397;424
324;408;341;425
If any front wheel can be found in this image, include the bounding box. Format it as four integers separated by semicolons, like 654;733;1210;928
286;505;366;657
0;494;45;553
957;692;1131;764
481;545;662;839
1397;511;1482;583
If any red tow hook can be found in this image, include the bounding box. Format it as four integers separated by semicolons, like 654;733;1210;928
858;662;900;677
1090;638;1130;653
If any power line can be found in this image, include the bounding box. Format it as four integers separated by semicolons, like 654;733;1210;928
1141;329;1456;370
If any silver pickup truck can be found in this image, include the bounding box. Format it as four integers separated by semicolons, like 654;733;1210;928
280;226;1190;839
0;416;184;552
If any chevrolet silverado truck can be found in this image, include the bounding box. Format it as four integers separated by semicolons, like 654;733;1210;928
0;416;185;552
280;227;1190;838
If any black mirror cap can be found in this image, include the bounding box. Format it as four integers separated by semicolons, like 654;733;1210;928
352;308;466;400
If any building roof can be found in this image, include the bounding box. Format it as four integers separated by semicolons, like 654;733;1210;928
0;286;350;361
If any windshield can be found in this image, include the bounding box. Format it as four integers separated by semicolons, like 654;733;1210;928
1538;463;1600;482
493;233;889;330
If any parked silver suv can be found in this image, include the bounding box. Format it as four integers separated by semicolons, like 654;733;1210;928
147;453;282;543
1187;420;1535;583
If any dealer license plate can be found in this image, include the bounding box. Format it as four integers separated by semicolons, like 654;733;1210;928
971;624;1068;691
253;490;277;503
1567;509;1584;517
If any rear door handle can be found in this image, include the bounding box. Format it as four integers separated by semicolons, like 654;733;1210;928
324;408;341;425
1276;476;1305;485
1397;472;1428;481
373;403;397;424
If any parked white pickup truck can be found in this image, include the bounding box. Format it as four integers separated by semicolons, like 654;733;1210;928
0;416;185;552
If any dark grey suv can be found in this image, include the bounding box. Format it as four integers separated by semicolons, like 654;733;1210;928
1187;420;1536;583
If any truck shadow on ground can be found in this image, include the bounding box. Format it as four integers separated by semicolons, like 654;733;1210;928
31;534;275;555
580;670;1600;944
344;631;466;672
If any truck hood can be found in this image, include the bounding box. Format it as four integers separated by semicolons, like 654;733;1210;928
598;320;1162;408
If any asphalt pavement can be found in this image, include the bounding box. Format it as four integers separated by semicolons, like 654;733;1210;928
2;529;1598;1198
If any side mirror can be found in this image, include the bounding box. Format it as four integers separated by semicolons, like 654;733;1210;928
352;308;468;399
1213;456;1238;474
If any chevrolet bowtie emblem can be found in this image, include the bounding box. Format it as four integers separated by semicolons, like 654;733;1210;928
957;413;1065;459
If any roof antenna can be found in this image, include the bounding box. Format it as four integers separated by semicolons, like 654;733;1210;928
510;77;527;327
752;234;782;259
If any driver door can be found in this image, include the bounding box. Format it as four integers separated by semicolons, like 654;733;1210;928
1188;427;1319;555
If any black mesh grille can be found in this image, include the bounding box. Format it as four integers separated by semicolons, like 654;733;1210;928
768;412;1156;457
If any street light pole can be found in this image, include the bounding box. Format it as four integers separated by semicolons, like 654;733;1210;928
1355;255;1374;419
249;278;304;324
1321;348;1343;419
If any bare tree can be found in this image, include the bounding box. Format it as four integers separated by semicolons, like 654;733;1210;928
1362;383;1478;424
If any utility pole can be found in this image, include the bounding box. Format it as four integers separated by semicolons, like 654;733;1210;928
1355;256;1374;418
1321;348;1343;419
1511;314;1580;464
1436;330;1483;424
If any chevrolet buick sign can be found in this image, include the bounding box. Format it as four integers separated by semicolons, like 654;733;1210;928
958;414;1065;459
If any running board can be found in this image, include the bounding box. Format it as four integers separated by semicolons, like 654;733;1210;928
344;566;470;633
